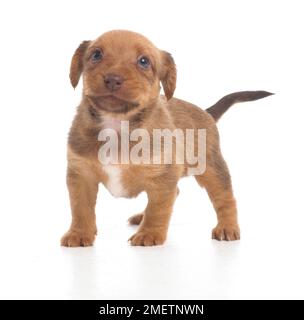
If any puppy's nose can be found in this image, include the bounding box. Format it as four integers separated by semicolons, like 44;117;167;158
104;74;124;91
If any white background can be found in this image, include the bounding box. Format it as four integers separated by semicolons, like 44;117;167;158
0;0;303;299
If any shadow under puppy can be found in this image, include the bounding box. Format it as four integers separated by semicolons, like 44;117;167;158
61;30;272;247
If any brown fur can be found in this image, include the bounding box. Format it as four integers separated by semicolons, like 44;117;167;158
61;30;272;247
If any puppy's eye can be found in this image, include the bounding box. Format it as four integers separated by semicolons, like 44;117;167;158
91;49;103;62
137;56;150;69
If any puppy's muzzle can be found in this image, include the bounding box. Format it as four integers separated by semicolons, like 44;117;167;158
104;73;124;91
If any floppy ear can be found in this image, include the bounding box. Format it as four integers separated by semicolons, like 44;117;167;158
160;51;177;100
69;40;91;88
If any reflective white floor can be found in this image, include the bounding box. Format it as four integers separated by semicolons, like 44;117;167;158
1;174;304;300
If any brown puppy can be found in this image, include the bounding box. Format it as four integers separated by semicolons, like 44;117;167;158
61;30;272;247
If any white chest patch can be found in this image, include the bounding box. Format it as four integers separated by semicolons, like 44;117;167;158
101;116;121;133
102;165;128;198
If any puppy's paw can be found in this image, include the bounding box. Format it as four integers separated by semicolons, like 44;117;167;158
61;229;95;247
128;213;144;225
212;224;240;241
129;230;166;246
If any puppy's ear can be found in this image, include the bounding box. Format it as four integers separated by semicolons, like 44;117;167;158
69;40;91;88
160;51;177;100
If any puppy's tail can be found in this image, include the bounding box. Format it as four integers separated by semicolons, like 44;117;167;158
206;91;274;122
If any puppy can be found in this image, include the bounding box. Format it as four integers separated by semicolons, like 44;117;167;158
61;30;272;247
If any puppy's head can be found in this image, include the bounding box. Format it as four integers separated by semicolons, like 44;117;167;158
70;30;176;113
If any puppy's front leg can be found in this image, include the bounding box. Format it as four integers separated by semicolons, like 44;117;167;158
129;188;178;246
61;167;98;247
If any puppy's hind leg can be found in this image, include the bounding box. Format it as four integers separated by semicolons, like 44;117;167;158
128;212;144;225
195;151;240;241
